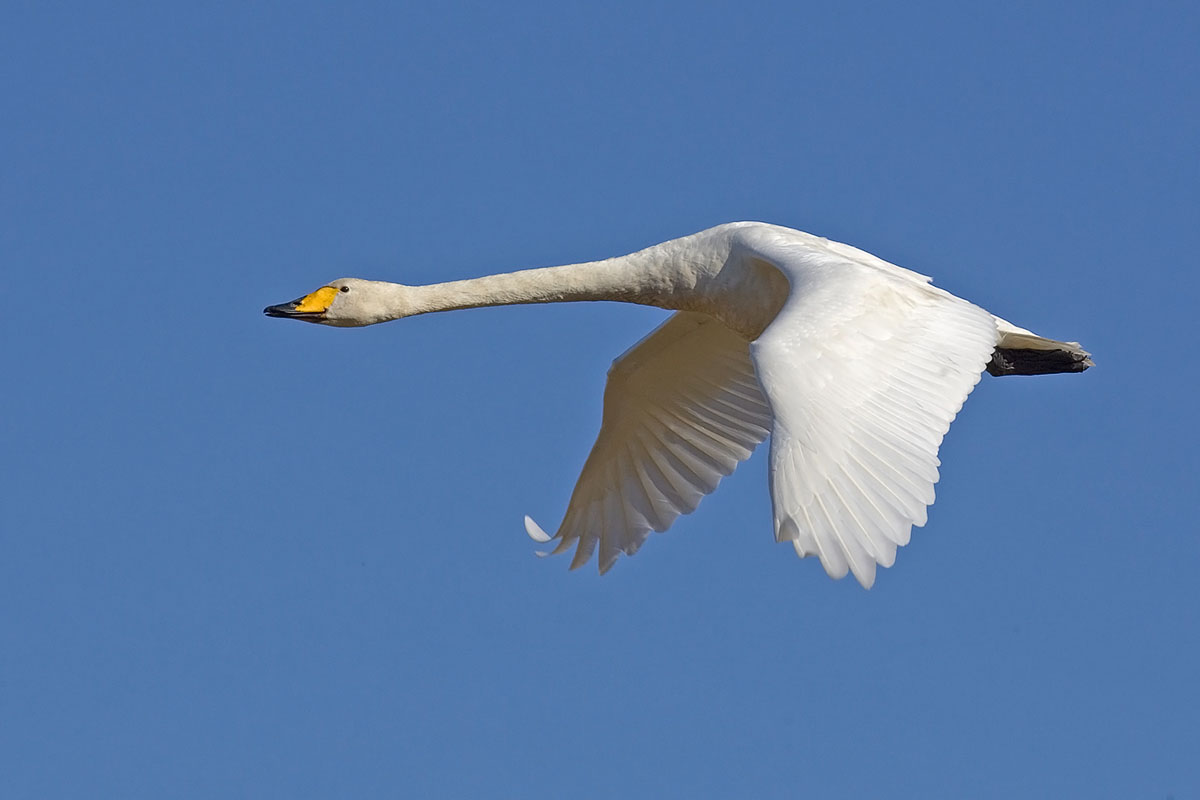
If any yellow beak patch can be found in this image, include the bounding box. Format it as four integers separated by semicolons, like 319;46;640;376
294;286;339;313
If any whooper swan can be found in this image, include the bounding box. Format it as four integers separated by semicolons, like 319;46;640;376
265;222;1091;587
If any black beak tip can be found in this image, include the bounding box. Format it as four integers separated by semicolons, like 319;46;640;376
265;300;324;321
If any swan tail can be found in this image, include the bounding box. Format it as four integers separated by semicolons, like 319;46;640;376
987;318;1093;377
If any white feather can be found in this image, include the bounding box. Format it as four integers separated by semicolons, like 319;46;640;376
739;226;999;587
530;311;772;573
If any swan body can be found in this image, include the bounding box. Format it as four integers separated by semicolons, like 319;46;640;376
266;222;1090;587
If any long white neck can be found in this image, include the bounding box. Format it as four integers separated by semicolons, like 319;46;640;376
401;243;706;318
367;224;787;338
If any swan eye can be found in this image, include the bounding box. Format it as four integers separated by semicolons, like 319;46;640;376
340;286;350;293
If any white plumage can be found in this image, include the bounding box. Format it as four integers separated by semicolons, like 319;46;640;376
266;222;1090;587
524;311;772;573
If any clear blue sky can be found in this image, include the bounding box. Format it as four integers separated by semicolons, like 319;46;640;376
2;1;1197;797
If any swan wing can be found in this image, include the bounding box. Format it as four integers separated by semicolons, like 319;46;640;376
738;226;1000;588
525;311;772;573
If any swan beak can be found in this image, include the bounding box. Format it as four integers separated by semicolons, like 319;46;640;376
264;286;338;321
263;298;321;320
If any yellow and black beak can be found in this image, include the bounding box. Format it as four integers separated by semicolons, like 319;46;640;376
264;286;338;321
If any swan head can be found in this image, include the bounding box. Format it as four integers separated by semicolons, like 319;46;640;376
264;278;412;327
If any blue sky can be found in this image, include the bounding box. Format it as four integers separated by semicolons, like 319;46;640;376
2;1;1197;796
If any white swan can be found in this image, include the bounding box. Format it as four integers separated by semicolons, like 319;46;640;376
266;222;1090;587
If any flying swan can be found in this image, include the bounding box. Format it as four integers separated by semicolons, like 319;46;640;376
266;222;1090;587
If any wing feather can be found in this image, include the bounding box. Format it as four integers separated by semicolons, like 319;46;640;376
738;226;1000;588
528;311;771;572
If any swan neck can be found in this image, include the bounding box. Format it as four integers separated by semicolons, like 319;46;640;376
402;249;697;318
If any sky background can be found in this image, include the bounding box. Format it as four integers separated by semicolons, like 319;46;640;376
2;1;1197;797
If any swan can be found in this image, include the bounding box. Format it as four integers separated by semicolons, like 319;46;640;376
265;222;1090;587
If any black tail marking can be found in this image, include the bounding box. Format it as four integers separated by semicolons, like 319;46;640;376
987;347;1093;377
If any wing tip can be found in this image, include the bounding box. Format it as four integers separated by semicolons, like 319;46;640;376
852;562;877;590
786;520;883;590
524;515;552;543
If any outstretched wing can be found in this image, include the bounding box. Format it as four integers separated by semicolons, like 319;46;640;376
737;226;1000;588
525;311;772;573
